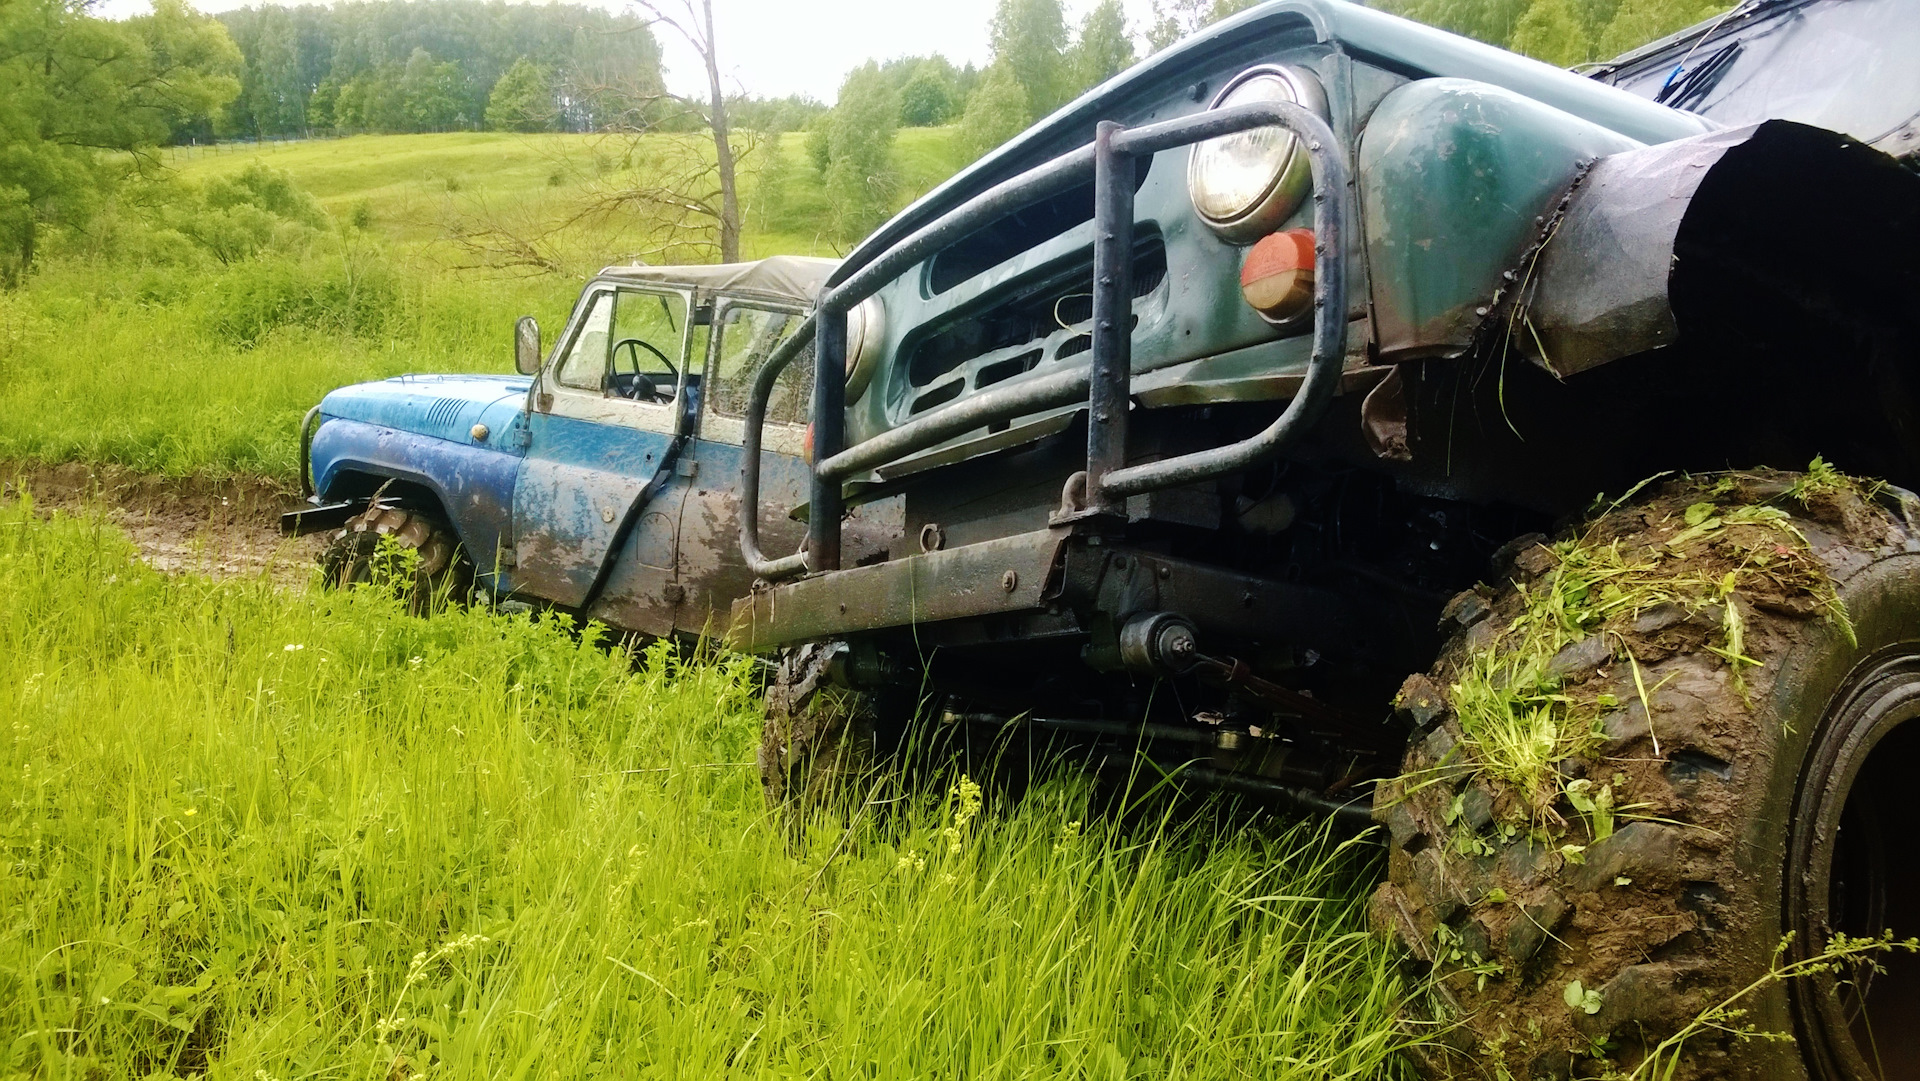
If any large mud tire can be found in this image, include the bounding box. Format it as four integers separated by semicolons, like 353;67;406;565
758;643;879;812
320;504;471;613
1372;471;1920;1081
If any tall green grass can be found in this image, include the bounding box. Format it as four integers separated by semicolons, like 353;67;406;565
0;245;574;480
0;501;1413;1079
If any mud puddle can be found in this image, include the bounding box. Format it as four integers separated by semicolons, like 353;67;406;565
1;461;326;588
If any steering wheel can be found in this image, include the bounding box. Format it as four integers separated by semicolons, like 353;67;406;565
610;338;676;402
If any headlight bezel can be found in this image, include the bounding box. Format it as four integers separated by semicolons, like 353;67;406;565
844;295;887;403
1186;64;1329;244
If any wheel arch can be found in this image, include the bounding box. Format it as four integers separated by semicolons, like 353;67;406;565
310;417;520;579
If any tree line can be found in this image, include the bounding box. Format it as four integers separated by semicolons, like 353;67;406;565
216;0;666;138
1377;0;1728;66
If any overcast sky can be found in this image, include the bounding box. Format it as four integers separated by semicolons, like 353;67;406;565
95;0;1167;103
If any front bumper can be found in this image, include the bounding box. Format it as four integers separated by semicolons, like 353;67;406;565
726;525;1354;656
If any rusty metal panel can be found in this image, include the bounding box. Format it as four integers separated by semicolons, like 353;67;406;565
726;528;1068;653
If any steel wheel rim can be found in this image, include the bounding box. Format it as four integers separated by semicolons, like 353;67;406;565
1788;649;1920;1081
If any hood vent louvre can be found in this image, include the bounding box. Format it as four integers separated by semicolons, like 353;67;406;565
424;397;466;432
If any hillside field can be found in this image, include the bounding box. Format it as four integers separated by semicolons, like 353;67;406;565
0;128;969;481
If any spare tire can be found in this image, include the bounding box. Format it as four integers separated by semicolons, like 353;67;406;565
1372;469;1920;1081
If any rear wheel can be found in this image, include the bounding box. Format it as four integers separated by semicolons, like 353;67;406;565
320;504;471;613
1372;469;1920;1080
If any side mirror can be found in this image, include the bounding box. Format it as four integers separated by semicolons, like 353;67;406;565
514;316;541;376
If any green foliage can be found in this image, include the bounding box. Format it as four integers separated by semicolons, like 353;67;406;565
217;0;663;138
0;0;240;280
748;129;796;235
1070;0;1137;91
1510;0;1591;66
192;248;410;346
960;63;1036;160
1385;0;1534;48
900;62;959;127
485;57;554;133
0;127;968;478
327;48;471;134
804;122;833;179
961;63;1033;160
824;63;900;242
1596;0;1728;58
1385;0;1730;65
728;93;828;134
989;0;1070;120
0;503;1415;1078
1145;0;1257;52
183;163;329;264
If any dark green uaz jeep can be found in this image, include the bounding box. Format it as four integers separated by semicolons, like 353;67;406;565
729;1;1920;1076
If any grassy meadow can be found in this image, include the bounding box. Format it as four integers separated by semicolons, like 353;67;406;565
0;128;969;481
0;501;1414;1078
0;127;1424;1078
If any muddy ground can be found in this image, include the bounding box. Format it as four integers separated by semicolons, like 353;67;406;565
0;461;326;588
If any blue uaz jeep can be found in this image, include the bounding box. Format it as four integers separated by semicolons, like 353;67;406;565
288;256;900;634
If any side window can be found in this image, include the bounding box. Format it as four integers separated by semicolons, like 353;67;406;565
555;290;614;390
710;305;811;427
554;287;688;402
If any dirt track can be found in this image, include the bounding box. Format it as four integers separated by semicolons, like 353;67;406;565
0;461;327;588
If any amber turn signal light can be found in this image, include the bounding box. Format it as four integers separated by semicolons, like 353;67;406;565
1240;228;1315;323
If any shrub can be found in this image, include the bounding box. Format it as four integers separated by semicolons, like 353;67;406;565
196;247;412;346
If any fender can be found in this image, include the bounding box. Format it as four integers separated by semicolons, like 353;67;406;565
1358;77;1642;362
1521;119;1920;376
310;418;521;579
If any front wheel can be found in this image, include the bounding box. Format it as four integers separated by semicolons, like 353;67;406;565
757;643;879;812
320;504;472;613
1373;469;1920;1080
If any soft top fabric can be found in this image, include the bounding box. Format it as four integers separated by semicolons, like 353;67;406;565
597;255;838;305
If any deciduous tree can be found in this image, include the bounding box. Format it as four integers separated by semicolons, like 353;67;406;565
1069;0;1135;94
486;57;553;132
988;0;1068;120
825;62;899;242
1510;0;1589;65
0;0;240;281
960;62;1031;159
900;62;956;127
631;0;744;261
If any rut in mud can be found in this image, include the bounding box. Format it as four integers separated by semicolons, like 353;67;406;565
0;460;324;588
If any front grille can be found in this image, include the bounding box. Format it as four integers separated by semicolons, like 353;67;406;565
905;239;1167;389
926;157;1153;295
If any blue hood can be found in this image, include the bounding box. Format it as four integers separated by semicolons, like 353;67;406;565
321;373;532;445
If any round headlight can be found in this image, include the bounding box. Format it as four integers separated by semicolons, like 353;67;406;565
843;296;886;402
1187;66;1327;243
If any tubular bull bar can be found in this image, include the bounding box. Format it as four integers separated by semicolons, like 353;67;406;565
738;100;1353;596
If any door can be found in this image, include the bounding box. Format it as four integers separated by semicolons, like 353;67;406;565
667;299;816;636
510;282;692;633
